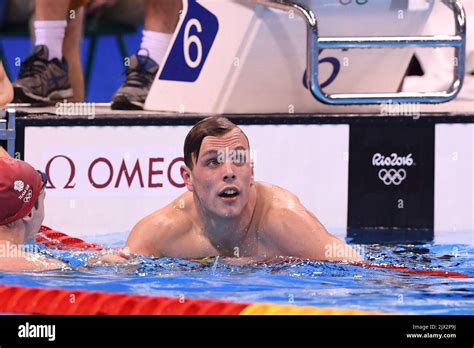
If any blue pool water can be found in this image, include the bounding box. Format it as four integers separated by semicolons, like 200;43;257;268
1;231;473;315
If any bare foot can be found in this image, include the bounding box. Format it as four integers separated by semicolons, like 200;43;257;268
0;62;13;106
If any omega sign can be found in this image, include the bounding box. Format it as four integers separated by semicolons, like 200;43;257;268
44;155;185;189
372;153;414;186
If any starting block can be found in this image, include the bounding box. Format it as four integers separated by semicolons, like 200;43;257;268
145;0;466;113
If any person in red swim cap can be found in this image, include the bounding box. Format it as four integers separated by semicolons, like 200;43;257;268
0;154;65;271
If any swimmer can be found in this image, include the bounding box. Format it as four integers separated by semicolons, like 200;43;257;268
0;155;65;271
122;117;361;262
0;61;13;106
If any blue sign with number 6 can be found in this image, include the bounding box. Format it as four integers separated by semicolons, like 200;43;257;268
160;0;219;83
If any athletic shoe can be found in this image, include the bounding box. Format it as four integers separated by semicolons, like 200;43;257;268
111;52;159;110
13;45;72;104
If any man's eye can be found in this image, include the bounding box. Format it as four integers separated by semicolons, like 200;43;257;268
207;159;219;166
233;154;247;165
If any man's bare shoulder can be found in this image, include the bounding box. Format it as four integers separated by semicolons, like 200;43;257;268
256;182;327;246
256;182;362;261
257;182;302;212
126;192;195;256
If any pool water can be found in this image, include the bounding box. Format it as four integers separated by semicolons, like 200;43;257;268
1;231;473;315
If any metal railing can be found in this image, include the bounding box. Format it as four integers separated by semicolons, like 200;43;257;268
257;0;466;104
0;109;16;156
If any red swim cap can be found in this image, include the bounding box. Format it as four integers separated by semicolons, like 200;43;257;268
0;158;45;225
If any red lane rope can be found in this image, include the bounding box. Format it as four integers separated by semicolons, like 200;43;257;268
0;285;248;315
36;225;103;251
35;226;471;279
350;262;470;279
256;257;471;279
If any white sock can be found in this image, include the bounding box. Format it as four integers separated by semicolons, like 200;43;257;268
34;20;67;60
139;30;173;65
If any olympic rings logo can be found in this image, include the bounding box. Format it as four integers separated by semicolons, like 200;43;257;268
339;0;369;5
378;169;407;186
23;189;33;203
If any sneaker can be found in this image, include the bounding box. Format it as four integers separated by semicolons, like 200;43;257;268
13;45;72;104
111;52;159;110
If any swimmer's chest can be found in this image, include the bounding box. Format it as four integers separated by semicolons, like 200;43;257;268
175;227;273;258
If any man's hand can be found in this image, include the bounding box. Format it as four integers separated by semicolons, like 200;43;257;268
89;247;135;265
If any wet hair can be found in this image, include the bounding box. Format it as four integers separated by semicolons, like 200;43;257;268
184;116;248;170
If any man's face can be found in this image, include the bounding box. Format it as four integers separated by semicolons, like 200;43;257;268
186;129;254;219
27;191;46;241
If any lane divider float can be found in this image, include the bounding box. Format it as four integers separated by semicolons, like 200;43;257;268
36;225;102;251
0;284;387;315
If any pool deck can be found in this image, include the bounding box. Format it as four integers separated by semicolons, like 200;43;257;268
2;99;474;123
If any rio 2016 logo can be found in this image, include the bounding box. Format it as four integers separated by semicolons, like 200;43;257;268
372;153;414;186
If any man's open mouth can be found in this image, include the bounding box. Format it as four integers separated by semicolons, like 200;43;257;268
218;187;240;199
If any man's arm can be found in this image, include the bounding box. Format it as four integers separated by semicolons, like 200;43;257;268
95;202;189;264
0;254;66;272
126;210;181;257
92;216;167;264
126;216;163;257
264;201;362;262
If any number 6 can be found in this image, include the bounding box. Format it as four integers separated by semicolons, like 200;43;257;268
184;19;203;69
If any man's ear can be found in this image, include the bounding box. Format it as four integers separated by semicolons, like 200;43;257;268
180;165;194;192
21;209;34;223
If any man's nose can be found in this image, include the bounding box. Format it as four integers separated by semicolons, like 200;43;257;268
223;161;236;182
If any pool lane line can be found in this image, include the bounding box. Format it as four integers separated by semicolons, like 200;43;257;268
349;262;471;279
36;225;103;251
253;257;471;279
239;304;387;315
36;226;471;279
0;285;391;316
